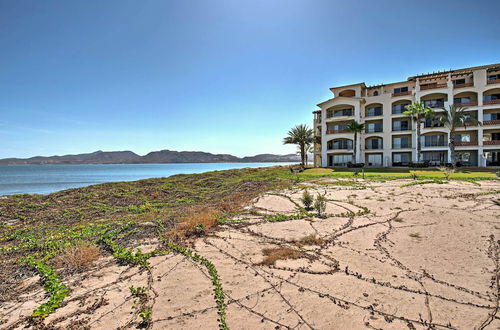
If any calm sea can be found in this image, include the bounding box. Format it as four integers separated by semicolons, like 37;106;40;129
0;163;295;196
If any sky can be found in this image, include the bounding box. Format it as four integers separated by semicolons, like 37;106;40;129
1;0;500;158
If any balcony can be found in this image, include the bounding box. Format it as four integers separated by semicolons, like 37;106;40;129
424;101;445;108
453;82;474;89
484;140;500;145
487;79;500;85
484;119;500;126
420;83;447;91
392;144;412;149
392;91;411;97
454;100;478;107
484;99;500;105
455;141;478;146
326;129;348;134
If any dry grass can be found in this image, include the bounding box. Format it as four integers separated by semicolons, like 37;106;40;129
259;247;307;266
294;234;325;246
52;242;101;272
168;206;221;240
167;193;252;240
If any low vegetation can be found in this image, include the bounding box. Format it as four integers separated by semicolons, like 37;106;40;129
259;247;307;266
0;165;498;327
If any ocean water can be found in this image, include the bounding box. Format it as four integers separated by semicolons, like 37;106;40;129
0;163;295;196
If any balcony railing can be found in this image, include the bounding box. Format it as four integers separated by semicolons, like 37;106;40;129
330;147;353;151
392;91;411;97
424;101;445;108
393;144;412;149
455;141;478;146
420;83;447;91
453;82;474;89
487;79;500;85
454;100;478;107
484;140;500;145
326;129;348;134
483;119;500;125
423;143;447;147
484;99;500;105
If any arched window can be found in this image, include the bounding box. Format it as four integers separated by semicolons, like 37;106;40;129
373;91;379;96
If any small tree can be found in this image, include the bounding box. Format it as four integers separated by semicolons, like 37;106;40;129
434;105;481;166
301;190;314;210
403;102;434;163
283;124;315;166
346;121;365;164
314;193;327;217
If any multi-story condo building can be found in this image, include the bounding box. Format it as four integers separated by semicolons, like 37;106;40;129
313;63;500;168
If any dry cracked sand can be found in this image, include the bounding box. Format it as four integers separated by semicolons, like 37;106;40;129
1;179;500;329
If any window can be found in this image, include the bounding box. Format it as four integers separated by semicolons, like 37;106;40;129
367;154;382;166
488;74;499;81
392;136;411;149
423;118;444;128
454;134;471;142
392;120;410;131
421;134;446;147
328;139;353;150
394;87;408;94
327;123;348;132
333;108;353;117
366;138;382;149
365;122;383;133
392;103;410;114
484;93;500;101
453;79;466;85
366;106;382;117
373;91;379;96
457;152;471;163
454;97;471;104
333;154;353;164
423;99;445;108
484;113;500;121
423;151;447;163
392;152;411;164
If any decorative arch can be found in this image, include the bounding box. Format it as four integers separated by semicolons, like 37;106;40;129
338;89;356;97
327;138;353;150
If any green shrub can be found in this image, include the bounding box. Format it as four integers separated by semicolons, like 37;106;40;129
313;193;327;217
301;190;314;210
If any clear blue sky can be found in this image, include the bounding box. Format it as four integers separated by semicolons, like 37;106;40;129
1;0;499;158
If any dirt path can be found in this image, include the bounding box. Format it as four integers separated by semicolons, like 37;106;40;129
2;179;499;329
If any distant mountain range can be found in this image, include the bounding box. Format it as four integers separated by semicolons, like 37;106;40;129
0;150;302;165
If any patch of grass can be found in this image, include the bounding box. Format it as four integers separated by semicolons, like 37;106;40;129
264;210;313;222
294;234;324;246
168;207;220;240
259;247;307;266
52;241;101;272
400;179;446;187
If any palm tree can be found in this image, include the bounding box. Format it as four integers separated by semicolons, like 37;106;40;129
434;105;481;166
283;124;314;165
403;101;434;163
346;121;365;164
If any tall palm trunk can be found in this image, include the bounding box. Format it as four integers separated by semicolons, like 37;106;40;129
449;134;456;166
353;132;357;163
300;143;306;166
416;115;422;162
